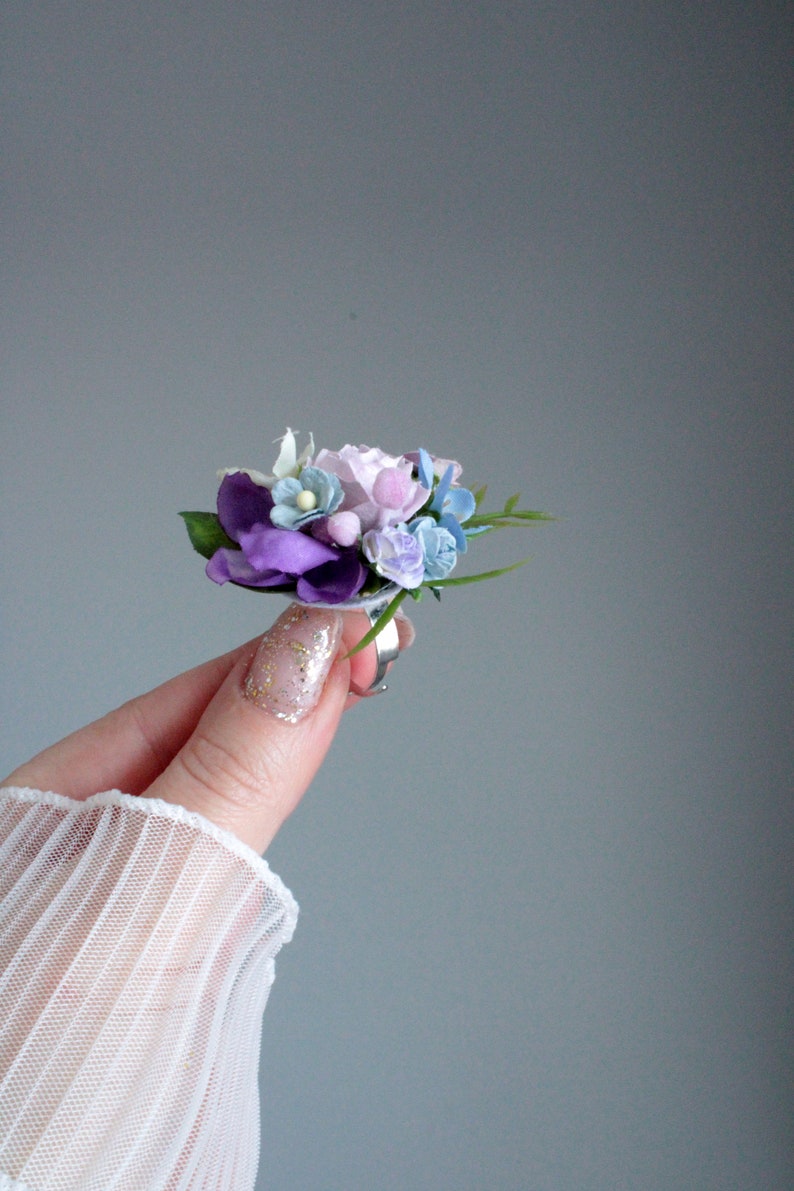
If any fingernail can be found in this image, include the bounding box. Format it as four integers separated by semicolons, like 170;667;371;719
244;605;342;723
395;610;416;650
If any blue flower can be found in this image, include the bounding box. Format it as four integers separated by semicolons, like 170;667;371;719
409;516;459;581
415;447;436;491
270;467;343;529
429;463;476;522
415;448;477;552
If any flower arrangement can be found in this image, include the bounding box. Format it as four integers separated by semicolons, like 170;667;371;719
181;430;552;652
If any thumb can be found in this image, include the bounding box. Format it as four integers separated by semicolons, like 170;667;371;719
145;604;349;853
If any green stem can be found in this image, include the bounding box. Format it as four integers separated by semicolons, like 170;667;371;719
344;587;410;656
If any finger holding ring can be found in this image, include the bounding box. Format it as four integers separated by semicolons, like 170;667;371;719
350;601;402;696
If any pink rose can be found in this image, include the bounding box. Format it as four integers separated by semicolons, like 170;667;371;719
312;444;430;532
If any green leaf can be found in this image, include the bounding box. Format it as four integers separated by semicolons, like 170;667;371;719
465;508;555;529
499;509;556;521
424;557;530;589
503;492;520;514
472;483;488;509
179;511;235;560
345;588;410;657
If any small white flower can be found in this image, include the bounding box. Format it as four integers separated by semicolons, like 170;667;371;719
270;427;315;481
217;427;315;489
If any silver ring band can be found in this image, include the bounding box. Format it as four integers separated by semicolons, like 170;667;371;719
358;601;400;695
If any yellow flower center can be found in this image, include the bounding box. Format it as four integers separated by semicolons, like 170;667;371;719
296;489;318;512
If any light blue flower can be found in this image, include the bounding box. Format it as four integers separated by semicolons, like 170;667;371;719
416;447;436;491
409;516;459;581
415;448;477;553
430;463;476;522
270;467;343;529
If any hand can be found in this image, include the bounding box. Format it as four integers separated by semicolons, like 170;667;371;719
2;604;415;854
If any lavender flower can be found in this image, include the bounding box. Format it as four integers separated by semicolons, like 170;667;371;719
361;525;425;589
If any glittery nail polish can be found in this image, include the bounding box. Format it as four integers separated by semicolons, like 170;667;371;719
244;605;342;723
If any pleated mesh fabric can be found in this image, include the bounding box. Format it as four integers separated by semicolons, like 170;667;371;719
0;787;298;1191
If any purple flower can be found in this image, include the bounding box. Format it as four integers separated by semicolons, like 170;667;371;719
206;472;366;602
361;525;425;590
312;444;430;532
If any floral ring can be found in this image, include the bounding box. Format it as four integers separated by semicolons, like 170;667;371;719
181;428;553;682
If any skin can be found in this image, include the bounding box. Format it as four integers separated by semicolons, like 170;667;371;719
2;609;414;855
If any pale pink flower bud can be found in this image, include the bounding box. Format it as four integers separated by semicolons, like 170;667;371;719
325;510;361;547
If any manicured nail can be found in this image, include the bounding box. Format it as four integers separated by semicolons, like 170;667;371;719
244;605;342;723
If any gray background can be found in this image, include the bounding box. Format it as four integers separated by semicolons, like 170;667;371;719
2;3;792;1188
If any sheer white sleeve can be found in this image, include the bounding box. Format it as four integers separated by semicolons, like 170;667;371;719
0;786;298;1191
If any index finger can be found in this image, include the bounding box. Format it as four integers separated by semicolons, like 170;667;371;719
2;611;415;801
